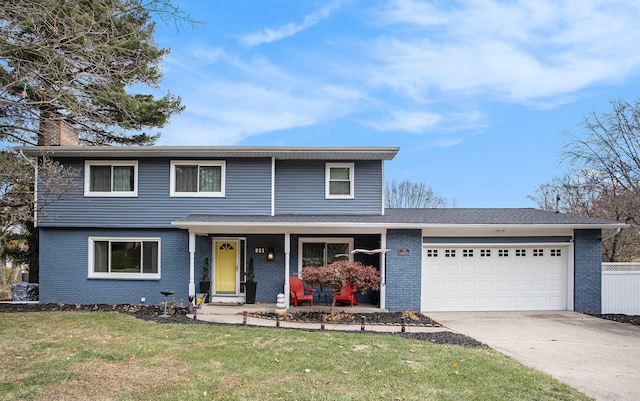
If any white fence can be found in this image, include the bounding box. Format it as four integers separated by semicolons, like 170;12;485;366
602;263;640;315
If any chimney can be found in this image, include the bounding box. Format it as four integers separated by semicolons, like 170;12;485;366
40;115;79;146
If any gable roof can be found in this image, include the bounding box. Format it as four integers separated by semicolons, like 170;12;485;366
16;146;400;160
172;208;625;232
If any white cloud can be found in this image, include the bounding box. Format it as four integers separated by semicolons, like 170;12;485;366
240;1;344;47
371;0;640;104
160;79;364;145
364;109;442;133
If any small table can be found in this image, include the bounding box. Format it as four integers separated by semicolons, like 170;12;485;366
316;290;331;306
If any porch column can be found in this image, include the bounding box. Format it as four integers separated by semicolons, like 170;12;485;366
188;231;196;304
284;232;291;308
380;231;387;310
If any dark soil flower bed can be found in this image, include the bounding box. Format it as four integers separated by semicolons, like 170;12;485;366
2;303;638;349
589;313;640;326
247;310;442;326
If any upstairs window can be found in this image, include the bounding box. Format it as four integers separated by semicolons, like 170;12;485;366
89;237;160;279
170;160;225;197
326;163;354;199
84;161;137;197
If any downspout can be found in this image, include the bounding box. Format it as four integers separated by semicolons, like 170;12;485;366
18;150;37;227
601;228;621;242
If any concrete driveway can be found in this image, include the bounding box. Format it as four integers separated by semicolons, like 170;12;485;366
427;311;640;401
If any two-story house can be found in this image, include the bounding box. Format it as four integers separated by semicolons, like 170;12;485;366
19;142;625;313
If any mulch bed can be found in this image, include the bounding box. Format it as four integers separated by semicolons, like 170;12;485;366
2;303;638;348
246;310;442;326
588;313;640;326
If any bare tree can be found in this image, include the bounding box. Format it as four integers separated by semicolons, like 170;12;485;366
529;170;638;261
385;179;448;208
530;97;640;261
0;151;78;285
564;97;640;198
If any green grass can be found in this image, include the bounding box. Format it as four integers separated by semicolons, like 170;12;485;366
0;312;592;400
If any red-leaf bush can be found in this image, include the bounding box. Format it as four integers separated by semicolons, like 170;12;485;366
300;260;381;293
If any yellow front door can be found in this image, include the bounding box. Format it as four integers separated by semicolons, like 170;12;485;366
214;241;237;294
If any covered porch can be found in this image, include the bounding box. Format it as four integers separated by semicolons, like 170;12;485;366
171;215;390;309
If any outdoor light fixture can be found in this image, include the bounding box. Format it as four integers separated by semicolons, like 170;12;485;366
267;247;274;261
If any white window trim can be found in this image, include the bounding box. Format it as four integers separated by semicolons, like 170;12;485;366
88;236;161;280
297;237;354;269
325;162;354;199
170;160;226;197
84;160;138;197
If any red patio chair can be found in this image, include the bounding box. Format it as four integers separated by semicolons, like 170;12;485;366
332;284;358;307
289;276;314;306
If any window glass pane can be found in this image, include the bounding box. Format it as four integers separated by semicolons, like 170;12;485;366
112;166;134;192
142;241;158;273
199;165;221;192
329;181;351;195
175;165;198;192
110;242;141;273
90;165;111;192
94;241;109;272
330;167;350;180
327;243;349;263
302;243;325;267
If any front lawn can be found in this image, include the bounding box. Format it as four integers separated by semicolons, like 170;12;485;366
0;312;591;400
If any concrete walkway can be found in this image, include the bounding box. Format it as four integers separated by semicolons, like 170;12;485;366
428;311;640;401
190;303;448;334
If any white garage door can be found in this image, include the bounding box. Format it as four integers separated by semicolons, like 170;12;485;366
422;246;569;311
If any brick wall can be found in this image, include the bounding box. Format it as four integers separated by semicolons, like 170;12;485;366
39;227;188;305
574;229;602;313
41;118;79;146
385;229;422;312
247;234;286;303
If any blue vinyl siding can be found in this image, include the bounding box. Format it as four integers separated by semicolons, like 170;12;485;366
275;160;382;215
39;157;272;228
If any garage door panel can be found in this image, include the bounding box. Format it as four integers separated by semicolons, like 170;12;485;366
478;280;493;291
460;280;476;291
422;245;568;311
531;280;547;291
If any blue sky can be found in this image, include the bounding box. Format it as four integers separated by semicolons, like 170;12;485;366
150;0;640;208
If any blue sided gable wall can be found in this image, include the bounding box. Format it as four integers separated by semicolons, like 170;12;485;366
39;228;189;305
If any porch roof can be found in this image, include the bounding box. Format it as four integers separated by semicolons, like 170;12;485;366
171;208;626;233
